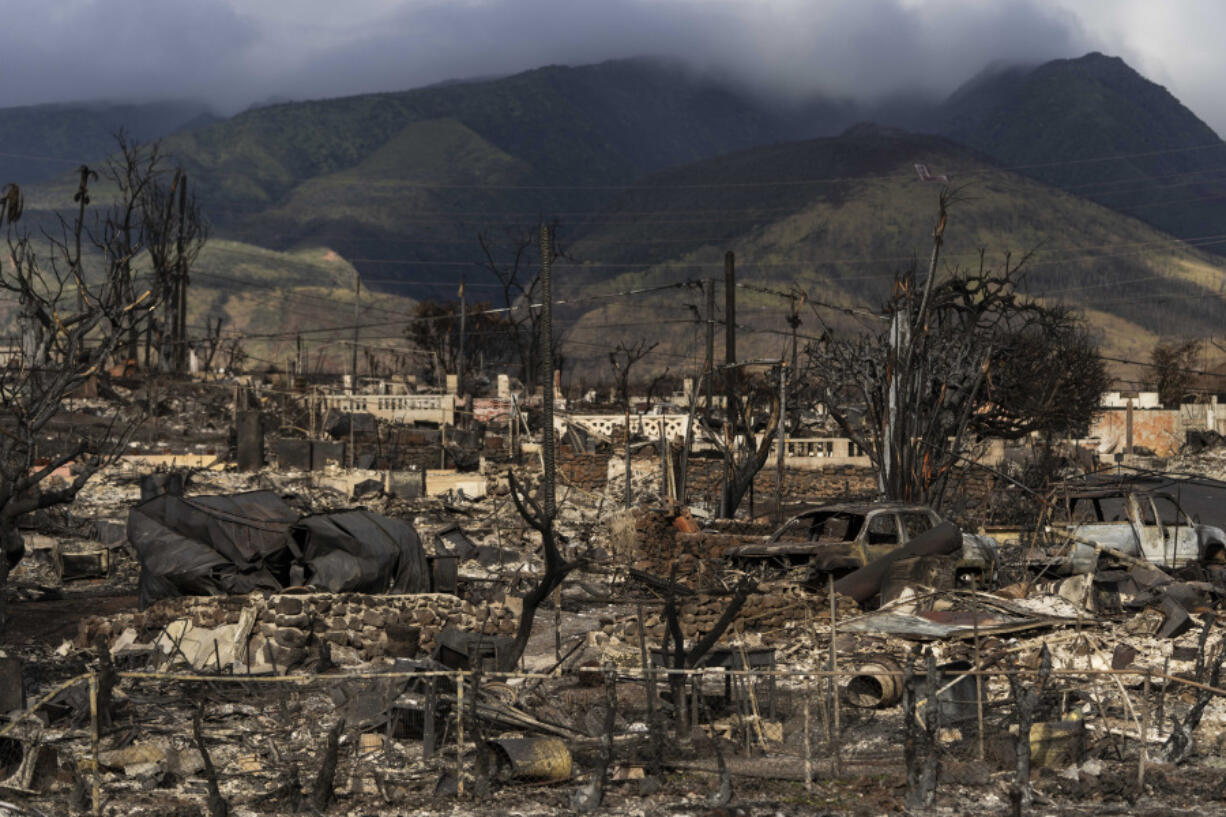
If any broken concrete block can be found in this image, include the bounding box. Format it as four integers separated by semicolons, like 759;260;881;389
1029;720;1086;768
54;547;109;582
1057;573;1095;613
98;743;166;773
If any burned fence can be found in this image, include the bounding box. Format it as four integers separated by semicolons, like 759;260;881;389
2;644;1226;815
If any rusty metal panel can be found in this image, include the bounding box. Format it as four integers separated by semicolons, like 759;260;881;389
488;737;572;782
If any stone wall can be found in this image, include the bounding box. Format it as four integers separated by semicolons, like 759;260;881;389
683;460;878;508
77;592;517;672
557;449;612;491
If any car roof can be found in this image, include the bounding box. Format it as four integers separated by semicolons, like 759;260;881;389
788;501;935;516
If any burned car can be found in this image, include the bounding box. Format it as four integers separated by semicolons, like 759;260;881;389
1037;487;1226;574
725;502;997;582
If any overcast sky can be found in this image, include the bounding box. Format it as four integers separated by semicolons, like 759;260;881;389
2;0;1223;134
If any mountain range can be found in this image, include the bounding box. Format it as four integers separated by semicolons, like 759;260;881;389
8;52;1226;379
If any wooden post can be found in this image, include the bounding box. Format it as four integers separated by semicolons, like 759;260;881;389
803;676;813;789
89;673;100;815
829;573;841;776
1139;670;1150;786
554;586;562;662
422;678;436;760
624;405;632;509
636;602;658;770
456;671;465;797
974;592;985;761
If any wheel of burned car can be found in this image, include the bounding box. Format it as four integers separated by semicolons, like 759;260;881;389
1205;542;1226;563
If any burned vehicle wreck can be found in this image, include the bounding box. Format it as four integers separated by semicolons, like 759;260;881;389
1035;486;1226;574
725;501;997;583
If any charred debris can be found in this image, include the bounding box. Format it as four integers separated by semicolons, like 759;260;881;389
2;365;1226;817
3;205;1226;816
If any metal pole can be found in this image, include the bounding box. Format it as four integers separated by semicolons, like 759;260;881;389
539;224;556;520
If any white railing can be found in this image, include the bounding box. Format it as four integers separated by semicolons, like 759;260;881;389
319;393;454;426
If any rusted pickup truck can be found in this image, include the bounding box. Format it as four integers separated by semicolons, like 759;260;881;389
725;501;997;581
1040;487;1226;574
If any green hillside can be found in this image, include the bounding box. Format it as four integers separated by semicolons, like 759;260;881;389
935;52;1226;247
0;99;216;185
56;59;849;300
552;126;1226;373
167;240;416;370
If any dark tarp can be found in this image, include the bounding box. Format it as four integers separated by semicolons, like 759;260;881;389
129;490;429;606
130;491;297;607
290;510;430;594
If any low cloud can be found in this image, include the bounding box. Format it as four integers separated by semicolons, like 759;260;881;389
5;0;1220;137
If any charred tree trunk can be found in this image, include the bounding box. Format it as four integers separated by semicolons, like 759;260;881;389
498;471;577;671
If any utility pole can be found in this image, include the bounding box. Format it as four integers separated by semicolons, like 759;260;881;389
724;251;736;415
722;252;736;517
776;363;787;525
175;174;188;373
351;272;361;393
539;224;557;521
457;275;467;389
705;278;715;423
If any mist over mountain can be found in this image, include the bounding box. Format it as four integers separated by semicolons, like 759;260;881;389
10;49;1226;362
932;52;1226;247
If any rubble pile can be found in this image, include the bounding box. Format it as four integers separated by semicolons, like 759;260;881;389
609;581;841;643
17;375;1226;816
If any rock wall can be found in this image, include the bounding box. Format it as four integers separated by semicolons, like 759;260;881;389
77;592;517;671
557;450;612;491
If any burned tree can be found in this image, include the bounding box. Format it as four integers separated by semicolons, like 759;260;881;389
1151;338;1201;407
703;369;780;518
608;339;657;406
137;156;207;372
804;192;1106;508
404;299;513;385
0;146;198;623
498;223;578;671
477;222;565;395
